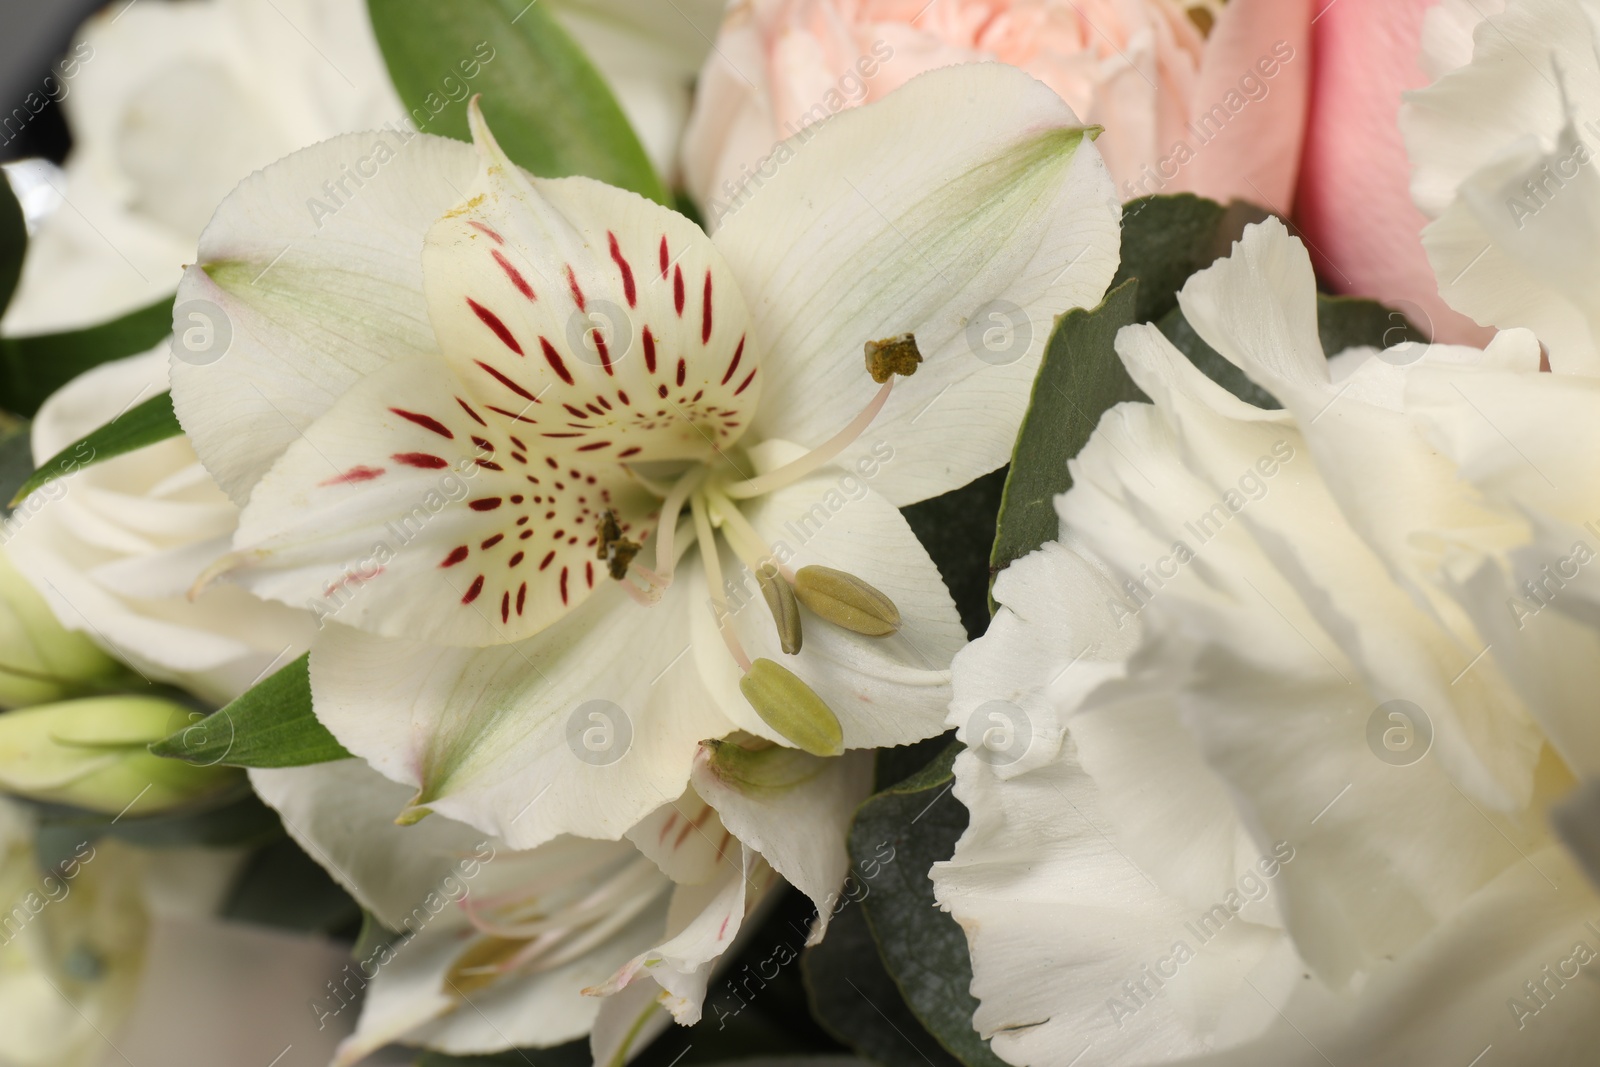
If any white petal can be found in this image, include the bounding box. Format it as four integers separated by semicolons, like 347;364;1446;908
308;573;739;850
248;761;500;931
626;789;737;886
421;103;762;467
589;847;773;1025
692;445;967;749
691;742;873;941
171;131;477;504
712;63;1120;506
225;354;657;646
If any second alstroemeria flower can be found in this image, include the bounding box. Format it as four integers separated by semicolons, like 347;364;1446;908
172;62;1119;847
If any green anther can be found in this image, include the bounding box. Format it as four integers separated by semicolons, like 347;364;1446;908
758;563;803;654
793;565;901;636
864;332;923;383
739;659;844;757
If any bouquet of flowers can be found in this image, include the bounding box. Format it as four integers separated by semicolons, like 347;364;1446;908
1;1;1595;1065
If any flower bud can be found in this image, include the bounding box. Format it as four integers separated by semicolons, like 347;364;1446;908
0;696;237;816
738;659;844;758
793;565;901;637
0;551;123;709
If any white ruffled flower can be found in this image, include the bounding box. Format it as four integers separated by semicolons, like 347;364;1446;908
173;64;1119;850
1403;0;1600;374
250;743;870;1064
932;218;1600;1067
6;352;314;705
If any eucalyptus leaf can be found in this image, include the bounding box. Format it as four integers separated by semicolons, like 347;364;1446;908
148;654;352;769
1111;194;1229;324
988;280;1144;594
902;468;1007;640
9;391;182;506
851;744;1005;1067
803;900;962;1067
0;175;23;318
0;295;173;417
369;0;668;203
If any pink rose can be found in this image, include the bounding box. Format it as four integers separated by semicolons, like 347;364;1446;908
1293;0;1495;345
684;0;1313;226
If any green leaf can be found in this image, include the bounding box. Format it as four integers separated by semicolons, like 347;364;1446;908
149;654;352;768
902;469;1008;640
0;174;23;318
988;280;1144;594
0;296;173;417
1112;194;1228;324
1316;292;1428;355
9;391;182;506
850;744;1006;1067
0;417;32;518
31;787;284;864
803;901;963;1067
368;0;669;204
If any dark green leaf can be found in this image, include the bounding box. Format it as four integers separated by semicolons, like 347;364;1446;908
10;391;182;506
32;787;284;866
417;1046;588;1067
223;835;361;934
901;469;1007;640
1316;293;1428;355
368;0;668;203
0;176;22;319
0;296;173;417
1112;194;1228;324
0;417;32;518
804;901;963;1067
850;743;1003;1067
149;654;352;768
988;280;1144;595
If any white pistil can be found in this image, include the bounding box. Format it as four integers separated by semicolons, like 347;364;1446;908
691;491;752;672
650;466;708;586
721;378;894;500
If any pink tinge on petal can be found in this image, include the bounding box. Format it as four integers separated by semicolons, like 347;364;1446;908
1169;0;1314;210
1293;0;1494;346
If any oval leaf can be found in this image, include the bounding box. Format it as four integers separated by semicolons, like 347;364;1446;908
368;0;669;203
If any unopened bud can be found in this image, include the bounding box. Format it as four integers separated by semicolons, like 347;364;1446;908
758;564;802;655
0;696;236;815
738;659;844;757
793;566;901;637
0;552;123;709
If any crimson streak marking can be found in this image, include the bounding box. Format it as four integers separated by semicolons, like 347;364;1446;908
466;297;524;355
492;249;536;301
391;408;454;439
702;271;713;343
476;360;539;402
609;232;637;307
441;546;469;567
320;465;385;485
721;336;745;385
539;337;575;385
392;453;449;469
463;575;485;603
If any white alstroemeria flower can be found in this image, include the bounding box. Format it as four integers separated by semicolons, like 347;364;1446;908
1402;0;1600;374
6;352;313;705
932;219;1600;1067
250;745;870;1063
173;62;1119;849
